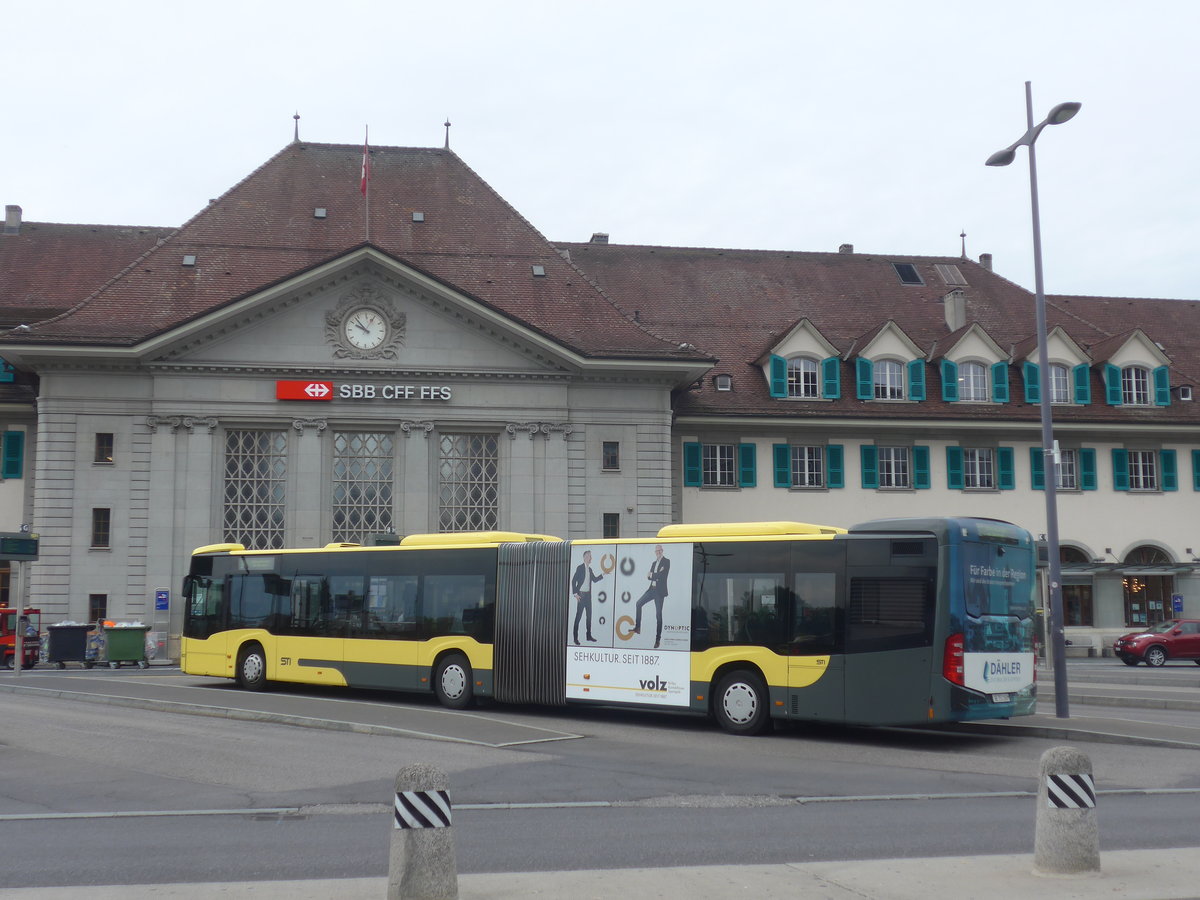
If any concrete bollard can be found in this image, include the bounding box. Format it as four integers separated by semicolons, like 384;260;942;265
1034;745;1100;875
388;764;458;899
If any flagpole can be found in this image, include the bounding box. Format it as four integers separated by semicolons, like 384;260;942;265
362;126;370;243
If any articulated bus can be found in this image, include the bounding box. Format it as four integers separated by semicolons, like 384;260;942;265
181;516;1037;735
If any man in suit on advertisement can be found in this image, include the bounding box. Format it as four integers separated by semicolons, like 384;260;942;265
572;549;602;645
634;544;671;649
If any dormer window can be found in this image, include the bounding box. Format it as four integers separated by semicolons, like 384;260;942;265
958;362;988;401
1104;363;1170;406
1122;366;1151;406
787;358;820;398
874;359;905;399
1049;364;1071;403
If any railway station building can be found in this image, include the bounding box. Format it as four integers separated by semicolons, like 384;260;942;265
2;140;1198;658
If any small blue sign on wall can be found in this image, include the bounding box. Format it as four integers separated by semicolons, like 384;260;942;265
155;590;170;612
1172;593;1184;614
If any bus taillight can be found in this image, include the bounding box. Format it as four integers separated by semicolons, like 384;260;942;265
943;633;965;686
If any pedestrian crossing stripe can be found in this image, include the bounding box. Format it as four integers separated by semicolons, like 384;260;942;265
394;789;452;829
1047;773;1096;809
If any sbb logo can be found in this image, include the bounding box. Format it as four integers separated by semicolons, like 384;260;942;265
341;384;377;399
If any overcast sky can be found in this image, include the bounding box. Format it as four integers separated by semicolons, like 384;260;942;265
5;1;1198;301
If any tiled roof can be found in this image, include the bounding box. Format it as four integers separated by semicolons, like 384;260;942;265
559;242;1200;425
0;144;700;362
0;221;174;326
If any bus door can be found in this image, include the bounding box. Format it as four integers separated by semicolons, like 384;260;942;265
272;574;345;686
787;567;843;721
342;573;422;691
841;536;938;726
181;573;229;676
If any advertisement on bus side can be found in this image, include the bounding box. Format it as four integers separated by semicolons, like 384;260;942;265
565;542;693;706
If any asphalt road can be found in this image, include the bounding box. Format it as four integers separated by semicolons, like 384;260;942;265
1;660;1198;888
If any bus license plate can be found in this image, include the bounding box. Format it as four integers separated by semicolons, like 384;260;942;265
991;693;1011;703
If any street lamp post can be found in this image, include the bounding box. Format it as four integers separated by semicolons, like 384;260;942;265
987;82;1080;719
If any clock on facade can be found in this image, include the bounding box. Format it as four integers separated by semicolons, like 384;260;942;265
343;308;387;350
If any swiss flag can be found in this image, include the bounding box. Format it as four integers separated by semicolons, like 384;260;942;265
360;127;370;197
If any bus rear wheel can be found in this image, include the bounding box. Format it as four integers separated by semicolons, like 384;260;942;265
433;653;474;709
236;644;268;691
713;669;770;736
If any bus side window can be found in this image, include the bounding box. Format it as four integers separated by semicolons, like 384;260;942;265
791;572;838;654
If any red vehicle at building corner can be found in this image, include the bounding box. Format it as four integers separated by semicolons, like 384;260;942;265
1;607;41;669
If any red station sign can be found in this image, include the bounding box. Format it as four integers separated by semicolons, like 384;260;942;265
276;381;334;401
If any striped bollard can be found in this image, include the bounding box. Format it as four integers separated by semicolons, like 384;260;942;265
388;764;458;899
1034;745;1100;875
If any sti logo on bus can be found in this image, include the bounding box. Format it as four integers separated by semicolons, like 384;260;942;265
276;381;334;401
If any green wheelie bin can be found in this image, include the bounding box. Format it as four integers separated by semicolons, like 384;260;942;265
102;623;151;669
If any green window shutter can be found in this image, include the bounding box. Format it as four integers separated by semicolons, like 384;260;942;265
1073;364;1091;405
826;444;844;489
946;446;964;489
773;444;791;488
991;362;1010;403
913;445;931;489
821;357;841;399
907;360;926;401
1193;450;1200;491
997;446;1015;490
738;443;757;487
1080;449;1097;491
1029;446;1045;490
860;445;878;489
1023;361;1040;404
683;442;702;487
0;357;13;383
941;359;959;401
1161;449;1178;491
1112;448;1129;491
1154;366;1171;406
1104;364;1123;405
855;357;873;400
769;355;787;398
2;431;24;479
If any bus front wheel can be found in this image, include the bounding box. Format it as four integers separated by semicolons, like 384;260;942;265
236;644;268;691
433;653;474;709
713;669;770;736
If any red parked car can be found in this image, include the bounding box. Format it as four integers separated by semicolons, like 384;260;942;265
1112;619;1200;667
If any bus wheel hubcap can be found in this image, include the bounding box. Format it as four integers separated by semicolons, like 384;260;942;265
442;665;466;698
244;655;263;681
724;684;757;723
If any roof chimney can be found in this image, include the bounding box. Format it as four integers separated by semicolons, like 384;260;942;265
589;232;609;244
4;205;21;235
979;252;993;271
838;243;854;254
943;289;967;331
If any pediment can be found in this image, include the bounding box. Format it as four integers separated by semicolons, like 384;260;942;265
1102;330;1171;368
154;250;582;375
765;318;840;361
942;324;1007;364
857;321;923;361
1017;327;1091;367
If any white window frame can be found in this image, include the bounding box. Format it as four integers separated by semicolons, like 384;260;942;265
963;448;995;489
1056;447;1078;490
959;361;988;401
1122;366;1151;406
787;357;820;399
1049;363;1071;404
789;445;825;488
1127;449;1158;491
873;359;905;400
702;443;737;487
877;446;911;489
